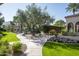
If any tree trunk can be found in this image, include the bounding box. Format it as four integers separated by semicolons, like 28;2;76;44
20;24;23;33
73;9;75;15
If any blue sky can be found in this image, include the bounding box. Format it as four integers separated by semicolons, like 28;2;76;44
0;3;72;22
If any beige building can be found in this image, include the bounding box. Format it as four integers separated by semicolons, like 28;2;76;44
65;14;79;33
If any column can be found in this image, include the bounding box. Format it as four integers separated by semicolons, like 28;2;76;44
74;23;75;33
66;24;68;32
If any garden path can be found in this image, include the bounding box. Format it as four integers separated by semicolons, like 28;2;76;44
17;34;51;56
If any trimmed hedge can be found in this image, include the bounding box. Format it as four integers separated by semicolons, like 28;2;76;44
62;32;77;36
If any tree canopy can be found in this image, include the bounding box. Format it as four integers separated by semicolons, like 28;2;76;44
54;20;66;27
0;13;4;27
66;3;79;14
13;3;55;33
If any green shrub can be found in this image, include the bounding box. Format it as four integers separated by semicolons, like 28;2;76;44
12;42;23;55
0;28;6;32
0;40;12;56
0;41;23;56
0;40;9;46
62;32;77;36
0;46;11;56
1;32;19;42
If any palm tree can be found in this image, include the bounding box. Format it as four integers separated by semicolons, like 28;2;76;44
66;3;79;14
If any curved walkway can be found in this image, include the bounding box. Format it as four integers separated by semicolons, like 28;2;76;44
17;34;51;56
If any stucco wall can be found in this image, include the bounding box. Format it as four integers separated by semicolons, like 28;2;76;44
65;16;79;32
66;16;79;25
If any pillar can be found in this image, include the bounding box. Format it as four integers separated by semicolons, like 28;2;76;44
66;23;68;32
74;23;75;33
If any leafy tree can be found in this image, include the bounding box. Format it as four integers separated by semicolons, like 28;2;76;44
29;3;55;32
54;20;66;35
0;13;4;28
13;3;55;33
66;3;79;14
13;9;27;33
0;4;4;30
9;21;15;32
54;20;66;27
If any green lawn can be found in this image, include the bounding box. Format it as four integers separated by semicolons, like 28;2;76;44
0;32;19;42
42;42;79;56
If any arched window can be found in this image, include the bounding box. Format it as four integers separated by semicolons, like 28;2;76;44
67;22;74;32
75;22;79;32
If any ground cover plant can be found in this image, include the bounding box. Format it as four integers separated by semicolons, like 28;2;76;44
0;32;19;42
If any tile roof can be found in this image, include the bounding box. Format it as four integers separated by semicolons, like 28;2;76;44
65;14;79;18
